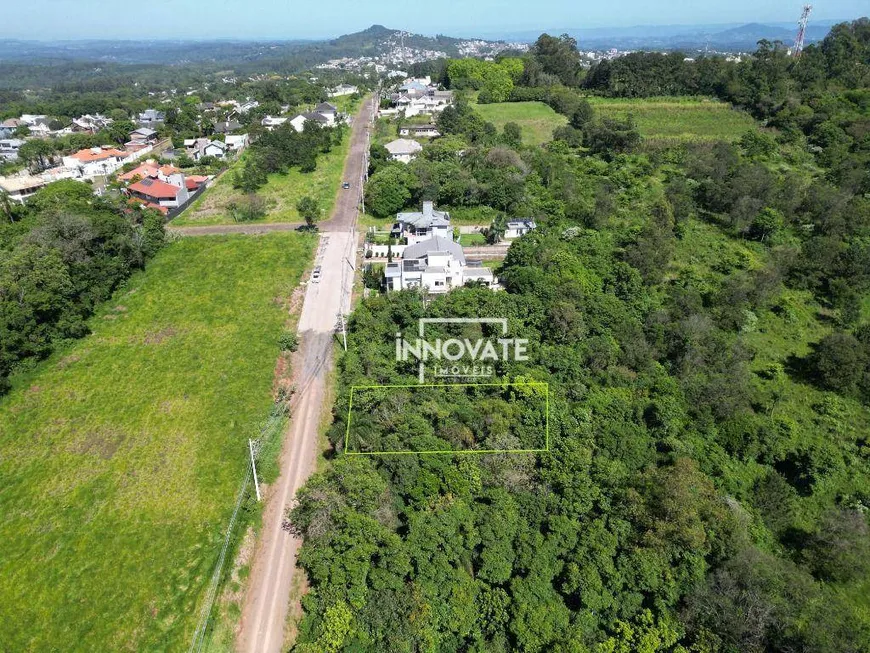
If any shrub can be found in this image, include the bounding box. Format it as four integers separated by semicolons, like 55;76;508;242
278;331;299;352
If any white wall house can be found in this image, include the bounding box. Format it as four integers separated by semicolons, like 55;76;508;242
383;236;494;293
62;147;129;179
261;115;288;131
392;201;453;245
384;138;422;163
225;134;249;152
329;84;358;97
0;175;48;203
505;219;537;239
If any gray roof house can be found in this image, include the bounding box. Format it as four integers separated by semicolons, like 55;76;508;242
392;201;452;245
384;236;494;293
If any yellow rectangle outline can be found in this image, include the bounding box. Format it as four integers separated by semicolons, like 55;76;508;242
343;381;549;455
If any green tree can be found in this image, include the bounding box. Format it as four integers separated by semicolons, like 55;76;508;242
297;195;320;229
364;165;414;218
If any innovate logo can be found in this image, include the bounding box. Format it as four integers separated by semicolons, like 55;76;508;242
395;317;529;383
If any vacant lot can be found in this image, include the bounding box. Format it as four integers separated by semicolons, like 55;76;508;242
172;131;350;227
474;101;568;145
587;96;757;143
0;233;315;651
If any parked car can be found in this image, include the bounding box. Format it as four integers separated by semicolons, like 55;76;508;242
311;266;322;282
342;182;350;189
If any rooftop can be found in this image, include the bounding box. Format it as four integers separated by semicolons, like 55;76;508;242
128;177;182;200
384;138;423;156
403;236;465;265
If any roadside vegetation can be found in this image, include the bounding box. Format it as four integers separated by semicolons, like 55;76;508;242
292;20;870;652
0;232;315;651
173;122;350;226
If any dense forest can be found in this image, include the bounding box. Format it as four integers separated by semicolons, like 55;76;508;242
0;182;165;394
291;20;870;653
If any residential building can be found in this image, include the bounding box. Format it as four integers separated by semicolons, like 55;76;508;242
127;175;190;210
238;100;260;113
137;109;165;128
505;219;537;239
1;118;24;131
288;112;330;133
0;138;24;161
399;124;441;138
383;236;494;293
27;119;53;137
129;127;158;143
62;147;129;178
213;119;242;134
261;115;288;131
19;114;47;126
328;83;358;97
384;138;423;163
392;201;453;245
71;114;113;134
0;175;47;203
184;138;227;160
313;102;338;125
224;134;249;152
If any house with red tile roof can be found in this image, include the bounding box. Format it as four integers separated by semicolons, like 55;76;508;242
127;176;190;209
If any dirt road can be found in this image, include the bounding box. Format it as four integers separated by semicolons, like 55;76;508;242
236;96;374;653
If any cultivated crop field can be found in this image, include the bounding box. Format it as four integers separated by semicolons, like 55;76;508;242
0;233;315;651
587;96;757;143
172;130;351;227
474;101;568;145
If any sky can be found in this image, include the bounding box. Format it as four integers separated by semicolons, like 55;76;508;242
4;0;868;40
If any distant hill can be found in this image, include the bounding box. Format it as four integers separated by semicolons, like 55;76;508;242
477;20;841;52
0;25;518;70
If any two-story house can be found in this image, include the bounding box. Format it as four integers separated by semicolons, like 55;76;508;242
383;236;494;293
392;201;453;245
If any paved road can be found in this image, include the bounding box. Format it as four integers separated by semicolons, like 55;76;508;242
236;95;374;653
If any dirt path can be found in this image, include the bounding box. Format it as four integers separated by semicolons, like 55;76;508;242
235;95;374;653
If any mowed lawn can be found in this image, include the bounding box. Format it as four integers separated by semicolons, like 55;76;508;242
587;96;757;143
0;233;315;651
172;130;351;227
474;101;568;145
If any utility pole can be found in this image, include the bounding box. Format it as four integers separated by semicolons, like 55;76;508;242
248;439;261;502
793;5;812;58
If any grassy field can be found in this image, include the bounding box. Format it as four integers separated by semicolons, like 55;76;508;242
0;233;316;652
587;96;757;143
172;131;351;227
474;101;567;145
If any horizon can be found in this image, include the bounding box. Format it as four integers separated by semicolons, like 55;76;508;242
3;0;867;41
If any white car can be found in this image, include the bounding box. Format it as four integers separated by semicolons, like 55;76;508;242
311;266;322;283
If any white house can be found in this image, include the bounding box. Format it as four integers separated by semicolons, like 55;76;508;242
329;83;358;97
288;112;330;133
62;147;129;179
261;115;288;131
399;124;441;138
184;138;227;160
0;174;48;203
384;138;422;163
383;236;494;293
225;134;249;153
392;201;453;245
313;102;338;126
505;219;537;239
0;138;24;161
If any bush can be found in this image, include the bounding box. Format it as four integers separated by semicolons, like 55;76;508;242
278;331;299;352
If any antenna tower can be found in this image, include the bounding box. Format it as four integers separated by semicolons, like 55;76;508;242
793;5;812;57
